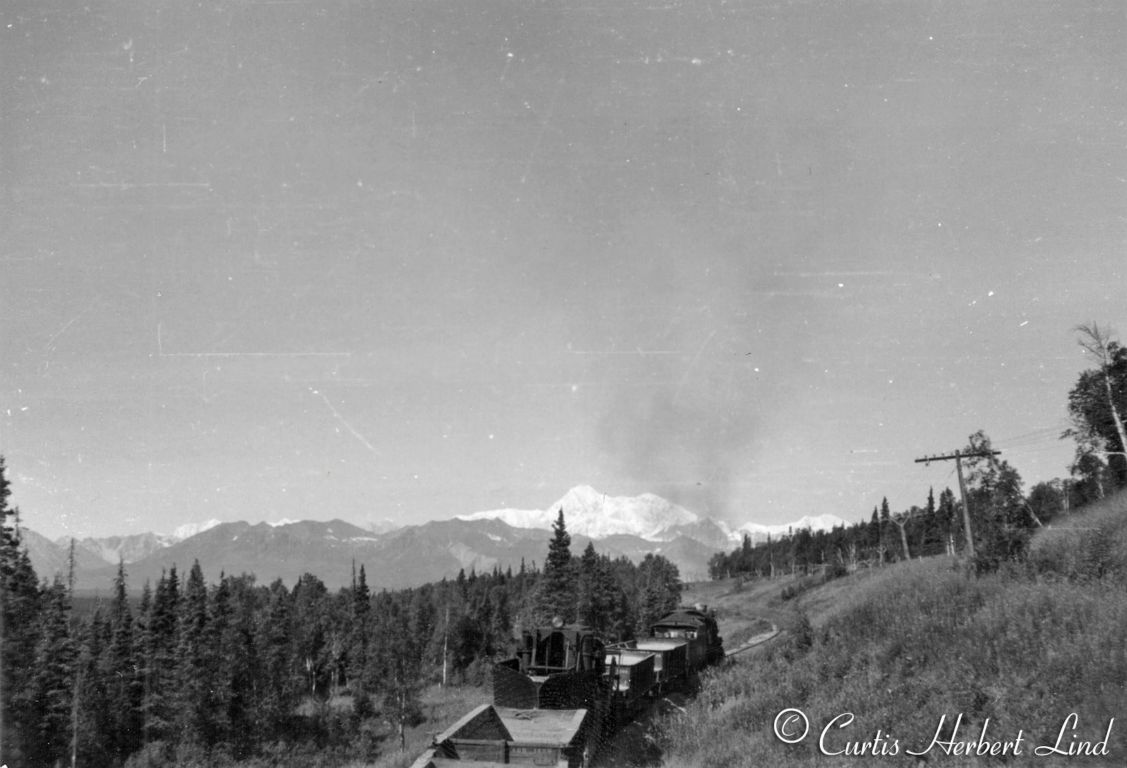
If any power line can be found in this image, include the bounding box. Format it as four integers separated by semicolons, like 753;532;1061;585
914;449;1000;558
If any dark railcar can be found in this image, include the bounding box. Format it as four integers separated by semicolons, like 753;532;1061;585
649;604;725;668
411;608;724;767
603;647;656;724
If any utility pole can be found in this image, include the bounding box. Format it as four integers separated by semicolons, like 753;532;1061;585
915;449;1000;559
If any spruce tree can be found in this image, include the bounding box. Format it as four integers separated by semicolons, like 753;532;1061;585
24;578;77;768
258;579;297;742
142;567;180;744
576;543;630;639
575;542;598;628
205;572;236;750
534;509;576;625
487;584;512;651
77;609;112;768
220;574;261;759
104;560;142;761
347;564;371;690
175;560;211;749
0;456;41;764
635;554;682;634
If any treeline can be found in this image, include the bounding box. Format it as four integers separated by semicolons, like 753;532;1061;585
0;473;683;768
711;431;1073;583
713;321;1127;583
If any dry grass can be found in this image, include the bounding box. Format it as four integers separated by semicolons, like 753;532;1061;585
657;491;1127;768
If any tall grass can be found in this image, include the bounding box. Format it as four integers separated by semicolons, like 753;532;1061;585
659;492;1127;768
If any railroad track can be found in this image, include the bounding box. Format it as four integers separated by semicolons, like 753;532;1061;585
723;624;780;658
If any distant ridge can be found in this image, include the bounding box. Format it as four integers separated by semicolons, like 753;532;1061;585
25;486;854;591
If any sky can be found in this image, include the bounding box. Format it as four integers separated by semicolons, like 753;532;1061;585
2;0;1125;541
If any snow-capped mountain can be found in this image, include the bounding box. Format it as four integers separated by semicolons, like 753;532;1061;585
459;485;849;545
62;531;177;565
68;518;253;565
458;485;699;541
733;513;850;544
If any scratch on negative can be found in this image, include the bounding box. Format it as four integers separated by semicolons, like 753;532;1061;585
312;390;379;455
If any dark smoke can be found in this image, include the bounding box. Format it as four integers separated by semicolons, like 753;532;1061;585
596;358;758;518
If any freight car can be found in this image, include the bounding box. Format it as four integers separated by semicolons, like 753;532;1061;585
410;606;722;768
604;604;723;698
649;604;725;669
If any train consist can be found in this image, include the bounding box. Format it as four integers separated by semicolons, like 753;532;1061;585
410;605;723;768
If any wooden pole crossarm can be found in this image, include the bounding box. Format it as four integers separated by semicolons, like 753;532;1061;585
914;450;1001;465
914;449;1002;559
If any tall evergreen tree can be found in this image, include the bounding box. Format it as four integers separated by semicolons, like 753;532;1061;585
24;578;76;768
76;609;113;768
533;509;576;625
635;553;682;634
486;584;512;652
220;574;262;759
258;579;298;742
175;560;212;749
142;566;180;744
103;560;142;761
204;572;236;750
576;543;630;639
0;456;41;765
347;563;371;691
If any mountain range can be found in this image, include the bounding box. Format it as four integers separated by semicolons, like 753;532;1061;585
24;486;849;593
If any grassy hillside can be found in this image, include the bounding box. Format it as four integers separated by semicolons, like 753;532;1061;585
658;492;1127;768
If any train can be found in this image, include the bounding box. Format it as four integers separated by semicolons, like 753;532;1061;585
410;605;723;768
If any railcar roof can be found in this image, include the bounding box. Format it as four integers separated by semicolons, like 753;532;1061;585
654;609;710;625
496;706;588;745
436;704;589;748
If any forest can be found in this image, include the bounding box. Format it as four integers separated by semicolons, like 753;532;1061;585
708;434;1053;583
0;499;682;768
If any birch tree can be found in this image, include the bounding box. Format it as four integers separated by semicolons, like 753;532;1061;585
1068;323;1127;488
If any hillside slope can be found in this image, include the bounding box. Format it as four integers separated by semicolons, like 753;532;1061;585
660;491;1127;767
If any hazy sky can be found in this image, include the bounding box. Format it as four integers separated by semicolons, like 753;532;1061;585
3;0;1125;541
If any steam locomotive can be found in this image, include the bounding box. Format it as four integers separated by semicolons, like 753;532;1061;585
411;605;723;768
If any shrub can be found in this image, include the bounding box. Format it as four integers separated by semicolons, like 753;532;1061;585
656;505;1127;768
